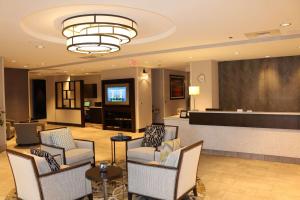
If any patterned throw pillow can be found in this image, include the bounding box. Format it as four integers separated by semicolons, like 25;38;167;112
51;128;76;151
160;138;181;162
142;125;165;147
30;148;60;172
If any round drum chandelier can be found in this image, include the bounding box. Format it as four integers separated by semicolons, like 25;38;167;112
62;14;138;54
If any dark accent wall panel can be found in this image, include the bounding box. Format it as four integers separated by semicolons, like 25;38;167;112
219;56;300;112
4;68;29;121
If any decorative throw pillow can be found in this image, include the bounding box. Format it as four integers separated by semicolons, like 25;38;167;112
163;148;182;167
142;125;165;147
160;138;181;162
30;148;60;172
51;128;76;151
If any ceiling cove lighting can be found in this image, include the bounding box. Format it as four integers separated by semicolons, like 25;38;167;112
62;14;138;54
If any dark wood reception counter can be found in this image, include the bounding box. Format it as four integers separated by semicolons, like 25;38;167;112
189;111;300;130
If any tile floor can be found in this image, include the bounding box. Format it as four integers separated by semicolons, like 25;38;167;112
1;125;300;199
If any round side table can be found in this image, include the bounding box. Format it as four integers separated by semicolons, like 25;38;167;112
110;135;132;166
86;166;123;200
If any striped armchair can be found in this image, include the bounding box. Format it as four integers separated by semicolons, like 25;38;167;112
40;127;95;166
7;149;92;200
127;141;203;200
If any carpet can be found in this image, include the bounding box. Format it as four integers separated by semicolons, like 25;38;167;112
6;160;206;200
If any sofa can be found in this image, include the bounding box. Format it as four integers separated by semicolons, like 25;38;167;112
127;125;178;163
40;127;95;166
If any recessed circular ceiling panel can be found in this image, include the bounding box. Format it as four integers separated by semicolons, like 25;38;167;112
20;4;176;45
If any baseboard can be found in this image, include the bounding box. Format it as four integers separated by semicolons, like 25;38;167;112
47;121;84;127
202;149;300;164
138;127;146;133
0;145;6;153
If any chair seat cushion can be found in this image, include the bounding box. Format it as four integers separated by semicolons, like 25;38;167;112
65;148;93;164
127;147;156;161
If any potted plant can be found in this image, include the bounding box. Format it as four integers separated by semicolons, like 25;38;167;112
0;111;4;127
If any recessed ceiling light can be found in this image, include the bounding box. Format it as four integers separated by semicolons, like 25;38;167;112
85;72;89;75
265;55;271;58
11;60;16;63
36;45;45;49
23;65;28;68
280;23;292;27
234;51;239;55
188;56;193;59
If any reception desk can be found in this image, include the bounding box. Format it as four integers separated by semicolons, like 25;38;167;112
164;112;300;163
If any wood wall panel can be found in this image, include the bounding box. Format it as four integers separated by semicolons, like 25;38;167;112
219;56;300;112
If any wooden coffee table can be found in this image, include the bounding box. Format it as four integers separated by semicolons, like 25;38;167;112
86;166;123;200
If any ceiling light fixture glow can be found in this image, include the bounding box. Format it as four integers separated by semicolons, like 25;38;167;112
280;23;292;27
62;14;138;54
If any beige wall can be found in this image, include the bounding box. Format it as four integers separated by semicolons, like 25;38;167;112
71;75;102;104
46;75;82;125
101;67;152;130
0;57;6;152
152;68;188;123
190;60;219;111
164;69;188;117
152;69;164;123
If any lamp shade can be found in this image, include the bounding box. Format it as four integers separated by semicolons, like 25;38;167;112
189;86;200;95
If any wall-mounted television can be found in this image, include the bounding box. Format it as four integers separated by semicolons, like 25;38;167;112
84;84;97;98
105;83;129;105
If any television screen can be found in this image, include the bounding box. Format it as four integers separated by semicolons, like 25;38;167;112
84;84;97;98
105;83;129;105
84;101;91;107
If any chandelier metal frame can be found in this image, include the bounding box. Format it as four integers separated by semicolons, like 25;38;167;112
62;14;138;54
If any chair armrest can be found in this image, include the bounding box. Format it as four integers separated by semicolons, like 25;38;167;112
127;137;144;149
74;139;94;151
39;162;92;199
41;144;65;164
127;160;178;200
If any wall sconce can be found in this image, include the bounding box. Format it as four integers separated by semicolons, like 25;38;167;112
141;68;149;80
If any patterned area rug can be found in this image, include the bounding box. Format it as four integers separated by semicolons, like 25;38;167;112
5;160;206;200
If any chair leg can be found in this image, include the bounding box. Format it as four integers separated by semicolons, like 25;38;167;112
128;192;133;200
87;193;93;200
193;186;198;196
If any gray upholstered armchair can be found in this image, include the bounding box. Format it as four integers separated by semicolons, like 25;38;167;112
7;149;92;200
14;122;40;145
127;125;179;162
40;127;95;166
127;141;203;200
6;119;16;140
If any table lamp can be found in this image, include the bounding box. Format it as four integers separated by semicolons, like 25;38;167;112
189;86;200;111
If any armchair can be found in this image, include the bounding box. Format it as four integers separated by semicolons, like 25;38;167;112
6;119;16;140
6;149;92;200
127;141;203;200
40;127;95;166
127;125;178;162
14;122;40;145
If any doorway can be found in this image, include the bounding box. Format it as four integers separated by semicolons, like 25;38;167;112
32;79;46;119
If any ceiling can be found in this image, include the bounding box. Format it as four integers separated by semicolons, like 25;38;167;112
1;0;300;76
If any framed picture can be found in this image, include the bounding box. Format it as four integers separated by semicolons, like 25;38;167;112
170;75;185;100
180;110;189;118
